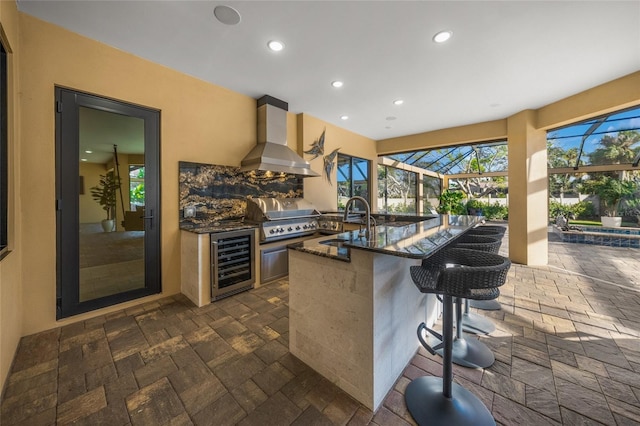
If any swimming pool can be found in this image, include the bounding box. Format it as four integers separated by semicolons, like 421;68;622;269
553;225;640;248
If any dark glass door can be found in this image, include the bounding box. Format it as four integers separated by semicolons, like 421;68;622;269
55;88;161;319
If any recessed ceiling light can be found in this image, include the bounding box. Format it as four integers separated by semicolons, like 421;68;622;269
267;40;285;52
214;5;241;25
393;99;404;106
85;150;92;154
331;81;344;88
340;115;349;120
386;116;397;121
433;30;453;43
81;158;88;162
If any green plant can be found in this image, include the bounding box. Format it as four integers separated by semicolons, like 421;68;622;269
130;183;145;205
482;202;508;220
388;201;417;214
90;172;121;220
572;200;595;219
437;190;465;214
466;199;483;209
549;200;571;219
582;176;636;216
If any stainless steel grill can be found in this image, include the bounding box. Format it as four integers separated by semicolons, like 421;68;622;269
244;197;321;242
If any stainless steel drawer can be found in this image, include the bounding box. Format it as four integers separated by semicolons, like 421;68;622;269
261;245;288;284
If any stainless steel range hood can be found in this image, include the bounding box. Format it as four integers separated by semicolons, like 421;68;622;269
240;95;319;177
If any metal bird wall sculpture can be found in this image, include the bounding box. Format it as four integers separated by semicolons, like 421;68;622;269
304;128;326;160
323;148;341;185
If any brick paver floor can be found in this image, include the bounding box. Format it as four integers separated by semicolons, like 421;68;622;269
2;227;639;425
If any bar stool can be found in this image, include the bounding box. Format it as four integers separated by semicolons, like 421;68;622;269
466;226;505;311
452;234;502;334
473;225;506;235
407;248;511;425
413;248;507;369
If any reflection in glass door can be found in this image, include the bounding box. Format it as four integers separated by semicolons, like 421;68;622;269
56;88;160;319
78;107;146;301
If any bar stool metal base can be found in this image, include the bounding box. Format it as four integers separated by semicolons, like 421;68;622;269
470;299;502;310
405;376;496;426
436;337;495;368
460;312;496;335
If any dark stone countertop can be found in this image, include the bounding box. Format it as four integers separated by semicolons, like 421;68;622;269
180;220;258;234
289;215;484;261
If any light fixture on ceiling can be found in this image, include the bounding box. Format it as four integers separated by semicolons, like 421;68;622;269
433;30;453;43
267;40;285;52
81;158;88;162
331;81;344;88
340;115;349;120
85;150;92;154
213;5;241;25
393;99;404;106
386;116;397;121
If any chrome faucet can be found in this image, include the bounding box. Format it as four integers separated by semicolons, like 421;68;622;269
343;196;373;239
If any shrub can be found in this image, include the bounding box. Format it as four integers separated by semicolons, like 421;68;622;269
482;202;508;220
437;190;465;214
549;200;571;219
572;200;595;219
388;201;417;214
548;200;595;220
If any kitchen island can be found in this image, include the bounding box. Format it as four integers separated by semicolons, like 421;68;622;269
287;215;483;411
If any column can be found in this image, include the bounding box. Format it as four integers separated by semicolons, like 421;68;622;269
507;110;548;265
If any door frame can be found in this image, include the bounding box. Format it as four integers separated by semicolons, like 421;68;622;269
55;87;161;319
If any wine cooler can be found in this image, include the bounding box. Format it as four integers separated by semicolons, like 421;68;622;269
210;229;255;300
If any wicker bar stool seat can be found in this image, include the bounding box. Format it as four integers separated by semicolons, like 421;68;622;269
451;234;503;334
461;230;505;311
474;225;507;235
406;248;511;425
454;234;502;253
467;228;503;237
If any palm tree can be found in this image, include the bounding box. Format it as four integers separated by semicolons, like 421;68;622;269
588;130;640;180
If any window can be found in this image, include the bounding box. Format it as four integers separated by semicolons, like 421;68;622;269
423;175;441;213
547;106;640;168
384;140;507;174
129;165;145;210
0;43;8;256
337;154;370;210
377;165;417;214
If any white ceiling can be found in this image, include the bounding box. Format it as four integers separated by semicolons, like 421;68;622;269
17;1;640;143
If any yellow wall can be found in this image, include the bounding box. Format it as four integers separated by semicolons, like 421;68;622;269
537;72;640;130
19;12;258;336
0;0;21;394
297;113;378;211
377;119;507;155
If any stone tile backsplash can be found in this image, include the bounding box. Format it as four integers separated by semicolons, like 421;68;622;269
179;161;303;227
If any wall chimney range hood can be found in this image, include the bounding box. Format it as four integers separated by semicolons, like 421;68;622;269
240;95;319;177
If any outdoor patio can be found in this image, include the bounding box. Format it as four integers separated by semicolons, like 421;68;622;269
2;226;639;425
